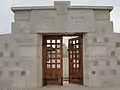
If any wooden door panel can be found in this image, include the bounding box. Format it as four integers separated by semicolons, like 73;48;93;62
68;36;83;85
43;35;63;85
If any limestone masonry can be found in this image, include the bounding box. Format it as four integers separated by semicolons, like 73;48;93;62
0;1;120;89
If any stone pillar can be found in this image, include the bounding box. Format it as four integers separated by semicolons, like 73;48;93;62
37;34;43;87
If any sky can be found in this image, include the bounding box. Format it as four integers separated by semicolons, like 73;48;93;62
0;0;120;34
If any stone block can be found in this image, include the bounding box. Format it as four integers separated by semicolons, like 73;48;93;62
15;11;30;21
3;51;10;58
12;22;21;34
107;47;116;57
104;33;120;44
30;10;56;23
115;42;120;47
117;60;120;66
84;77;89;86
86;45;107;57
67;10;95;32
0;78;13;87
0;34;12;53
17;46;37;58
89;75;103;86
85;33;95;43
92;61;99;66
37;45;42;87
12;34;37;46
99;70;106;75
18;58;37;70
12;22;34;34
106;60;110;66
25;72;37;87
103;75;120;87
54;1;70;15
10;58;38;87
90;61;108;72
108;59;118;69
0;60;4;68
94;10;110;20
0;52;3;58
95;21;113;35
85;33;109;44
12;78;26;87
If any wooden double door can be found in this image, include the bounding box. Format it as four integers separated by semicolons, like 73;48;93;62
42;35;83;86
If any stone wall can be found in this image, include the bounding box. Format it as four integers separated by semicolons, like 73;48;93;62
0;34;40;88
84;21;120;86
0;1;120;89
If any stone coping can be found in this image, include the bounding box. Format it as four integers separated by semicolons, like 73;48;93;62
11;6;113;12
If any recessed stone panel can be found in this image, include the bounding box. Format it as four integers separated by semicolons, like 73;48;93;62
94;10;110;20
15;62;20;67
110;70;117;75
0;52;3;57
99;70;105;75
0;71;2;76
9;71;14;77
93;61;98;66
111;51;115;57
91;71;96;75
5;43;9;50
106;61;110;66
15;11;30;21
116;42;120;47
93;37;97;43
117;60;120;65
104;37;109;43
10;51;14;58
54;1;70;15
21;71;26;76
4;61;9;67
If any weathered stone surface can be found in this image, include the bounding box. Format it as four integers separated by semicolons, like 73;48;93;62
94;10;110;20
12;34;37;45
1;0;120;89
54;1;70;15
15;11;30;21
17;46;37;58
86;45;107;56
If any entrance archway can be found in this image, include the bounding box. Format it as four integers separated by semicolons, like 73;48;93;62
42;34;83;86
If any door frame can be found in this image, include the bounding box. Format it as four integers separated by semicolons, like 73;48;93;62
41;33;85;86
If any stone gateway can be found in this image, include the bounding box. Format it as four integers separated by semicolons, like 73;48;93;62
0;1;120;89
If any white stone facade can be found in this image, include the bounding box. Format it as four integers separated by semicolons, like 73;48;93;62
0;1;120;89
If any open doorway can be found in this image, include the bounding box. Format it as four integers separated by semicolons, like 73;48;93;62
63;36;83;85
42;34;83;86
